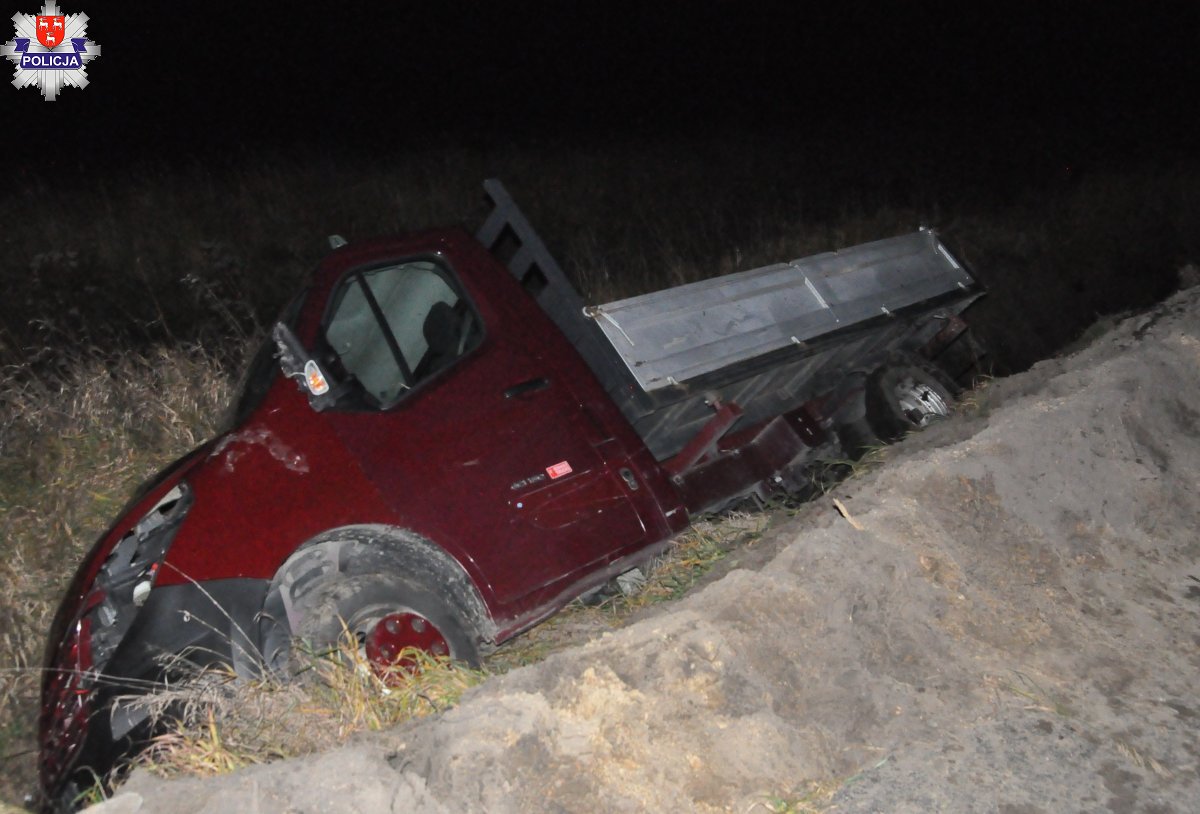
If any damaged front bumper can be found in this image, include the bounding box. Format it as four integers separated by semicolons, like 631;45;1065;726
37;480;268;809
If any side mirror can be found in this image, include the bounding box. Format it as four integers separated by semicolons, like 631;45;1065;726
272;322;339;411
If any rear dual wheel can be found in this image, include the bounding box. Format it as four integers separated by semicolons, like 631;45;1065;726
866;363;955;442
839;362;956;457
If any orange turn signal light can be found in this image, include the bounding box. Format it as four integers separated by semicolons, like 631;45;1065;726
303;360;330;396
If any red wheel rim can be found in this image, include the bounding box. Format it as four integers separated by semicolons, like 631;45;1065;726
364;611;450;669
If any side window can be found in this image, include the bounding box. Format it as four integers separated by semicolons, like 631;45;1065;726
324;260;481;405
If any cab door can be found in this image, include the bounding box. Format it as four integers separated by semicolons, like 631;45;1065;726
318;256;648;606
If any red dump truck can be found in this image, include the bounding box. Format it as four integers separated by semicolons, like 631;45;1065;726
38;181;982;806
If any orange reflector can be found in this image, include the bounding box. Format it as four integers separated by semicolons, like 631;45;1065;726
303;360;330;396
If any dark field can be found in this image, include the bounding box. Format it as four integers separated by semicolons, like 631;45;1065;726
7;133;1197;374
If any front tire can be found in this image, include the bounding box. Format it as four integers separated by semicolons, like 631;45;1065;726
272;572;480;673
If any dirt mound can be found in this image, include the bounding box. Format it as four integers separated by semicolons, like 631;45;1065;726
99;288;1200;813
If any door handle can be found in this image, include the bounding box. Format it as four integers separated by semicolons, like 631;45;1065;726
504;377;551;399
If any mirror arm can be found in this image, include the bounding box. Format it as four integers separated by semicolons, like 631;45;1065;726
271;322;340;412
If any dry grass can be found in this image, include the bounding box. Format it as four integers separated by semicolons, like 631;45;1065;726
752;784;840;814
953;374;996;415
619;513;767;608
302;636;486;737
487;512;767;671
0;342;240;803
752;757;892;813
987;670;1075;719
131;634;486;781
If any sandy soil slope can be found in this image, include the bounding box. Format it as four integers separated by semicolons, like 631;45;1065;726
97;287;1200;813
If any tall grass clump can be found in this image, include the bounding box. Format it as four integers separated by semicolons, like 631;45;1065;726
131;635;486;782
0;337;241;803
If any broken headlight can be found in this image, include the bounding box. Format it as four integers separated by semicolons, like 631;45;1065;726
89;483;193;666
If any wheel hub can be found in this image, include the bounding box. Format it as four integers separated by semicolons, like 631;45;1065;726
893;376;951;427
363;611;450;668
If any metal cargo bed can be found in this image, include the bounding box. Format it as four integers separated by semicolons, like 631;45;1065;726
588;230;974;392
478;181;982;462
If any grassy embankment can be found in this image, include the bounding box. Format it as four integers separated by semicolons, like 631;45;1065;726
1;142;1196;804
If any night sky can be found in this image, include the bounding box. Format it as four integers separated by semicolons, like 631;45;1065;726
9;2;1198;175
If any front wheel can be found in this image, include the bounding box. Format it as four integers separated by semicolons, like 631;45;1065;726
278;572;481;673
864;363;956;443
